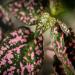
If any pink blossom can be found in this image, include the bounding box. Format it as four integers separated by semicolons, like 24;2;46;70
12;11;16;16
8;72;13;75
26;16;30;21
16;35;26;43
14;2;18;7
6;52;14;59
1;46;7;51
31;52;34;60
18;29;22;34
36;50;42;55
36;59;42;65
7;66;15;72
20;38;27;43
17;3;22;8
10;31;18;37
0;59;6;65
1;52;13;65
8;50;13;54
35;46;39;50
9;35;24;44
8;59;13;64
0;51;3;55
14;45;24;53
13;8;19;12
3;71;7;75
9;38;18;44
23;19;26;23
23;16;27;20
14;46;20;53
25;64;34;73
20;62;25;75
24;30;30;34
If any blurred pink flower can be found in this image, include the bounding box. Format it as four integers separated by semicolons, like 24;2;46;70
36;59;42;65
35;46;39;50
14;45;24;53
7;66;15;72
0;59;6;66
3;71;7;75
6;52;14;59
31;52;34;60
8;72;13;75
18;29;22;34
26;16;30;21
0;51;3;55
1;46;7;51
36;50;42;55
20;62;25;75
9;35;25;44
25;64;34;73
8;59;13;64
24;30;30;35
23;19;26;23
10;31;18;37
